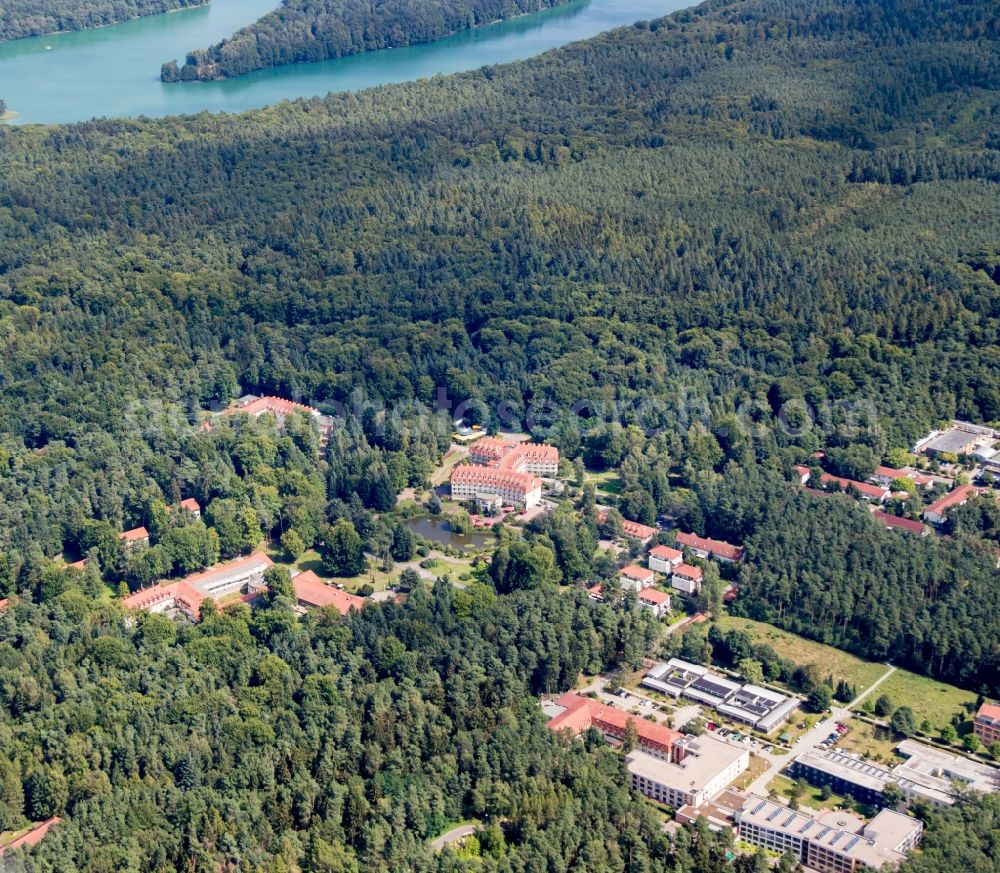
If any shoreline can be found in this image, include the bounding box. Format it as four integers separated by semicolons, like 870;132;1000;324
0;0;211;46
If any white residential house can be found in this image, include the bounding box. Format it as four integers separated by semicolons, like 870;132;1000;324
619;564;655;591
637;587;671;618
670;563;703;595
648;544;683;574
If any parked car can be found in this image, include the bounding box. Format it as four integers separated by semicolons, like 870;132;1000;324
835;724;848;734
707;722;716;731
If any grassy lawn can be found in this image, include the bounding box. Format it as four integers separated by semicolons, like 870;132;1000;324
585;468;623;495
418;556;478;580
0;827;31;849
767;774;848;811
866;668;977;735
728;754;769;792
836;718;901;764
716;615;887;694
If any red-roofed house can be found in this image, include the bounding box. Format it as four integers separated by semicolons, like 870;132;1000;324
872;511;928;537
638;587;671;618
546;693;683;761
67;558;89;571
166;498;202;518
671;563;704;595
818;473;889;504
924;484;978;525
0;599;9;614
974;702;1000;746
792;464;811;485
622;519;658;543
675;531;744;562
873;466;934;490
227;395;334;451
122;552;273;621
587;583;604;603
619;564;655;591
1;817;61;856
292;570;366;615
119;526;150;549
648;545;683;574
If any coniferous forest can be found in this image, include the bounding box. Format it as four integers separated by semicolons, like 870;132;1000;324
0;0;206;42
163;0;572;81
1;0;999;868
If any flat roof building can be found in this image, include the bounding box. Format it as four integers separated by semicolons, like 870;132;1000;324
627;734;749;810
641;658;708;697
736;794;922;873
920;428;980;457
717;684;799;734
791;741;1000;809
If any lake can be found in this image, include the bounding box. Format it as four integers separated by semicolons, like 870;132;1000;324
405;516;494;550
0;0;687;125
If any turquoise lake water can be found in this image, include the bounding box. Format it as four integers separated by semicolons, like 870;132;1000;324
0;0;686;125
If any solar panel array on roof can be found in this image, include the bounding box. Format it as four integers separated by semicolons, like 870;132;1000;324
691;676;735;698
781;812;796;828
845;836;860;851
750;800;767;815
766;807;783;822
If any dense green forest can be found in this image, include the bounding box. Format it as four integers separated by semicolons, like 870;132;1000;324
0;581;674;871
0;0;206;42
163;0;572;81
1;0;1000;863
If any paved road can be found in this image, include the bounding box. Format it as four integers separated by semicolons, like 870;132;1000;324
743;664;896;797
430;824;479;852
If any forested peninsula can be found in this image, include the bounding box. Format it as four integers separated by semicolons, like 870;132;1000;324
161;0;571;81
1;0;999;868
0;0;206;42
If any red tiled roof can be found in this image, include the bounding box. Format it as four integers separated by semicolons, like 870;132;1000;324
68;558;88;570
649;545;682;562
499;442;559;470
793;464;811;479
875;465;908;480
587;583;604;598
622;519;657;540
674;563;703;580
1;817;61;854
292;571;365;615
469;436;511;462
229;395;318;418
676;531;744;561
547;693;682;753
451;464;540;491
819;473;889;501
0;599;8;613
620;564;652;581
911;474;934;486
873;511;926;536
119;526;149;543
926;484;978;516
180;498;201;513
976;702;1000;721
638;588;670;605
